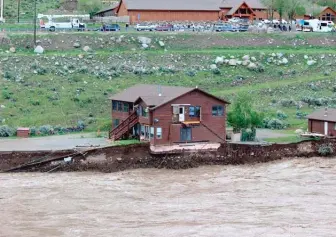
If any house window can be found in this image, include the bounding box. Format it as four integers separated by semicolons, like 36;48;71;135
150;127;154;139
117;101;122;111
142;107;148;117
189;106;201;117
138;105;142;116
140;125;145;136
212;105;224;116
123;103;129;112
156;127;162;139
145;126;149;139
113;119;120;128
112;101;117;111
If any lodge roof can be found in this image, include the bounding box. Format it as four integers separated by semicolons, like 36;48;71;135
226;1;256;15
304;5;336;15
95;2;119;14
121;0;222;11
110;84;229;109
307;108;336;122
220;0;266;9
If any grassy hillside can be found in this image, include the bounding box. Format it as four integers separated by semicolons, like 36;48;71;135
0;32;335;132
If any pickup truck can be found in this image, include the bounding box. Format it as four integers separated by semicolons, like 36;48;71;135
155;24;173;31
135;24;156;31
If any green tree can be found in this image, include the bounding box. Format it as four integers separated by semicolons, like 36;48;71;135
78;0;102;17
227;94;264;133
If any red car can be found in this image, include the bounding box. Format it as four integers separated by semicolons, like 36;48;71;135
155;24;174;31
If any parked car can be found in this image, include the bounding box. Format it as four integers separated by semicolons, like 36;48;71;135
281;19;288;24
101;24;120;31
261;19;271;24
238;24;249;32
155;24;173;31
228;17;241;23
135;23;156;31
214;23;233;32
272;19;280;24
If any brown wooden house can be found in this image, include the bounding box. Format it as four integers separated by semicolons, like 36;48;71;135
298;5;336;23
109;84;229;146
307;108;336;136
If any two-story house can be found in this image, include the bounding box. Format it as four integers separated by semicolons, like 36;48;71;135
109;84;229;146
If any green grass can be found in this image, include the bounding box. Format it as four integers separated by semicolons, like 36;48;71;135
263;136;303;143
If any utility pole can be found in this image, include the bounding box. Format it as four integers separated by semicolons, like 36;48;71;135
33;0;37;46
17;0;20;23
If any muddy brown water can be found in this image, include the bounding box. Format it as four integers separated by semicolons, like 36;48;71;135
1;157;335;237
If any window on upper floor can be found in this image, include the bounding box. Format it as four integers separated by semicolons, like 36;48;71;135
189;106;201;117
112;101;117;111
117;101;123;111
142;106;148;117
212;105;224;116
113;119;120;128
123;103;129;112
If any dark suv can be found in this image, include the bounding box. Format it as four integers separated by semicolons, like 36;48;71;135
101;24;120;31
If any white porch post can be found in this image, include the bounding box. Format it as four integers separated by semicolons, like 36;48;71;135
324;121;328;136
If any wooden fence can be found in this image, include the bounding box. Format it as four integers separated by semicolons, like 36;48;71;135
93;16;130;23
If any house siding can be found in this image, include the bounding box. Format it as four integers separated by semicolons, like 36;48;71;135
111;100;133;129
126;10;220;23
117;0;129;16
151;90;227;146
309;119;336;136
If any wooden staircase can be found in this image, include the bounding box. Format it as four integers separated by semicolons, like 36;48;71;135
109;111;139;141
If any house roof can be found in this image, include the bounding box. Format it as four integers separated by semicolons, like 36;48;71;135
109;84;194;103
307;108;336;122
110;84;230;109
226;1;255;15
220;0;266;9
95;2;119;14
121;0;222;11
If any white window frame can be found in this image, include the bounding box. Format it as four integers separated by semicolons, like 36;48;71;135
156;127;162;139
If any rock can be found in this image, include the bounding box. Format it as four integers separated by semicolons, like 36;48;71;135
55;62;60;66
228;59;237;66
224;59;229;64
267;27;274;33
295;129;304;134
116;157;122;161
267;57;273;63
307;60;316;66
73;42;81;48
83;46;91;52
210;64;217;70
78;54;84;59
34;45;44;54
158;41;165;47
0;105;5;109
281;58;288;64
142;43;149;49
237;60;242;65
247;62;257;70
215;56;224;64
304;55;309;59
242;60;250;66
271;53;276;57
242;55;250;61
9;47;16;53
251;56;256;62
138;36;151;45
230;55;235;59
277;52;283;58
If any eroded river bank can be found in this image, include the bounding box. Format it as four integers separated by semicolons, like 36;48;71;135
1;157;335;237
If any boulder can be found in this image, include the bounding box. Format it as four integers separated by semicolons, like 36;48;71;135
138;36;151;45
78;54;84;59
247;62;257;70
304;55;309;59
237;60;242;65
34;45;44;54
83;46;91;52
224;59;229;64
9;47;16;53
210;64;217;70
242;55;250;61
251;56;256;62
215;56;224;64
242;60;250;66
158;41;165;47
267;27;274;33
142;43;149;49
307;60;316;66
73;42;81;48
295;129;304;134
277;52;283;58
228;59;237;66
282;58;288;64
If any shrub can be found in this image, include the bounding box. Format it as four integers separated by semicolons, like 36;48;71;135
30;127;37;136
2;89;12;100
186;70;197;77
212;68;221;75
77;120;86;130
276;110;288;120
296;111;308;119
318;144;334;157
267;118;287;129
241;128;256;141
0;125;15;137
280;99;296;107
38;125;54;135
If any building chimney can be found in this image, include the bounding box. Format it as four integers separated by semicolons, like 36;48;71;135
324;107;328;117
158;85;162;97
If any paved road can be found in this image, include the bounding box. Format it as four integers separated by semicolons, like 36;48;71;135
0;133;109;151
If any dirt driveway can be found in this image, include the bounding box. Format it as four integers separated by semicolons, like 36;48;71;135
0;133;109;151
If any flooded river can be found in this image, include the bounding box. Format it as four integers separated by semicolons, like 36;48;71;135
1;157;335;237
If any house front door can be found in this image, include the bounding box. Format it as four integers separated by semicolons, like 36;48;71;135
180;127;192;142
179;106;185;122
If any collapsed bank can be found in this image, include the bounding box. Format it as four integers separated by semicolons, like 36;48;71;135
0;138;334;173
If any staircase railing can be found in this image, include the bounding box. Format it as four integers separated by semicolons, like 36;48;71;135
109;111;139;140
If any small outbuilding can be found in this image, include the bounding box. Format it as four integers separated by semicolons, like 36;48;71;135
307;108;336;136
17;127;30;138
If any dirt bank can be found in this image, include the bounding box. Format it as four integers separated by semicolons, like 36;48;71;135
0;139;334;173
